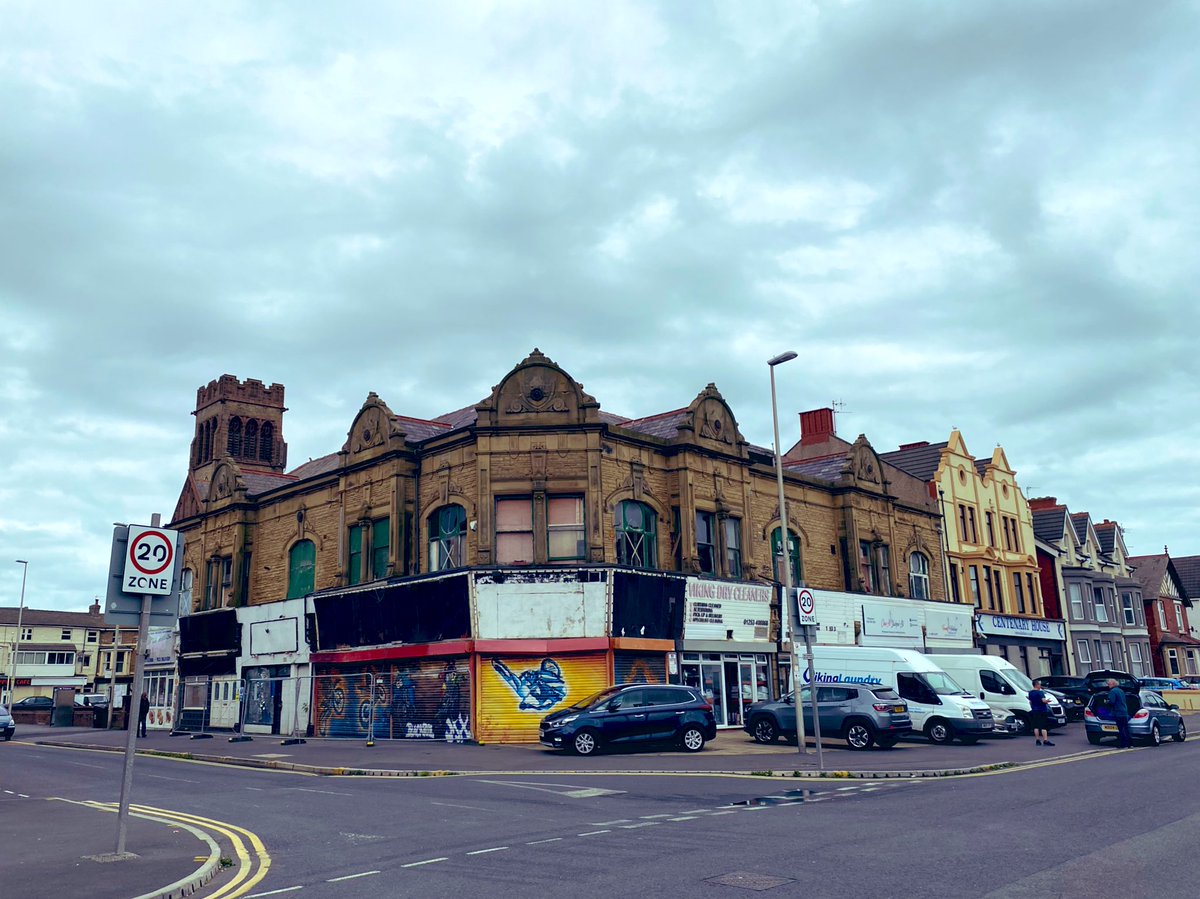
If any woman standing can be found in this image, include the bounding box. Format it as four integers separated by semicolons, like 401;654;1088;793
1028;680;1054;746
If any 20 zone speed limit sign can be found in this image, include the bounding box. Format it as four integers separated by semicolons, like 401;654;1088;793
123;525;179;595
796;588;817;626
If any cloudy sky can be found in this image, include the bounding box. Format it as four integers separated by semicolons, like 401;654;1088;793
2;1;1197;612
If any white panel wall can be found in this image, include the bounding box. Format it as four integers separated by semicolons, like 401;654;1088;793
475;581;607;639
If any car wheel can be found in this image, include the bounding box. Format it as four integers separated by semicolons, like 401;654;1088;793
925;719;953;745
751;716;778;745
1086;732;1102;745
1148;723;1161;747
572;729;600;756
845;721;876;751
1011;713;1030;736
680;725;706;753
1173;720;1187;743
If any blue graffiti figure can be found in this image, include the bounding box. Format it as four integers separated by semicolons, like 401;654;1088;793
492;657;567;711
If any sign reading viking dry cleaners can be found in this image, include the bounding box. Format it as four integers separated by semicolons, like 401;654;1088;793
684;578;773;642
861;600;922;638
977;614;1066;641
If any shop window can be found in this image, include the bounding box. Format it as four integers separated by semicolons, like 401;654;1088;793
1012;572;1025;614
771;528;802;587
695;511;717;575
547;496;585;562
723;518;742;579
909;553;930;600
287;540;315;599
371;517;390;580
496;498;534;565
429;505;467;571
615;501;657;569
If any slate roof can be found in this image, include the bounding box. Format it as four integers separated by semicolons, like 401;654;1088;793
974;458;990;478
1032;506;1068;543
880;441;948;482
433;403;480;430
0;607;106;627
784;452;849;483
393;415;452;443
1094;521;1118;555
288;453;341;480
242;471;298;496
1127;554;1172;601
617;408;690;440
1069;512;1091;544
1173;556;1200;603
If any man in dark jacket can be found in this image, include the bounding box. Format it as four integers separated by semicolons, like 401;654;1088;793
1106;679;1132;748
138;692;150;738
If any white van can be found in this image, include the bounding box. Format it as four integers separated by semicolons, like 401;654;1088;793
927;654;1067;733
806;646;994;745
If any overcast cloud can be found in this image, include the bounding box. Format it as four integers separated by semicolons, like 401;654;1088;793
2;1;1197;611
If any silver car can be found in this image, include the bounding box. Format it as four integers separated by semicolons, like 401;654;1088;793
744;684;912;750
1085;689;1187;746
0;705;14;741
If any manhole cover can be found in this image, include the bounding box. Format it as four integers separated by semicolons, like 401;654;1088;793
706;871;796;891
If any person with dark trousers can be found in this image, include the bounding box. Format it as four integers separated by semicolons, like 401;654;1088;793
138;691;150;738
1106;678;1132;748
1028;680;1054;746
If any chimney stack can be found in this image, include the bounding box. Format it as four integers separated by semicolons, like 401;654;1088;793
799;408;836;446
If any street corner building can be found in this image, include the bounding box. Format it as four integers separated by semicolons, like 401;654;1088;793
167;350;995;743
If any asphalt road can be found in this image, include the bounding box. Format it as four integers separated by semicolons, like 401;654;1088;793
3;735;1196;899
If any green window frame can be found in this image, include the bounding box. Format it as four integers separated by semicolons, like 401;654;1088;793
347;524;365;586
371;517;390;580
771;528;802;586
615;501;656;569
287;540;315;599
429;505;467;571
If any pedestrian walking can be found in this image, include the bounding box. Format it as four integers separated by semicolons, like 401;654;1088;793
138;691;150;738
1106;678;1132;748
1027;680;1054;746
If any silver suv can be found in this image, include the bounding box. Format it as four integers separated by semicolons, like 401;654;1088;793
744;684;912;750
0;705;14;741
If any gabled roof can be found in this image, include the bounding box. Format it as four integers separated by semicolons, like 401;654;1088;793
0;606;106;628
1069;512;1091;544
880;441;949;482
974;458;989;478
1127;554;1187;603
1094;520;1118;555
1032;506;1068;544
1174;556;1200;603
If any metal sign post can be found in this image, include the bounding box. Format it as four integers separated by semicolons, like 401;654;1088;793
788;588;824;772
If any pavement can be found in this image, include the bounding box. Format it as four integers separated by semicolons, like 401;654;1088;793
18;714;1194;778
0;791;218;899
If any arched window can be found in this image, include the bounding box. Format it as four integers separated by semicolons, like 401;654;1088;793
287;540;316;599
227;418;243;456
615;501;657;569
244;419;259;459
428;505;467;571
909;552;931;600
771;528;802;586
259;423;274;462
206;419;216;461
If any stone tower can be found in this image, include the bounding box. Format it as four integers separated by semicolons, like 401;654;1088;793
190;375;288;479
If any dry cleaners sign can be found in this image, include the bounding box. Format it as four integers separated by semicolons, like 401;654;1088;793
684;578;772;642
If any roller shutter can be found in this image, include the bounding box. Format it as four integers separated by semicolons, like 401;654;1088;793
477;652;610;743
614;652;668;686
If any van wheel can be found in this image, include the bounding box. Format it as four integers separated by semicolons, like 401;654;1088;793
925;719;953;745
845;721;876;750
1011;713;1030;735
751;716;778;744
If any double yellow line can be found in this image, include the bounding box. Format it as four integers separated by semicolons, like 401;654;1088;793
64;799;272;899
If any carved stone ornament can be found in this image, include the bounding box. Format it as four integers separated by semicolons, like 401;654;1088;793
699;403;733;444
351;406;387;453
505;367;569;414
211;464;237;500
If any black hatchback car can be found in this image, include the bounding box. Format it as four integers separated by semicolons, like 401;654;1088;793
539;684;717;756
1038;676;1089;720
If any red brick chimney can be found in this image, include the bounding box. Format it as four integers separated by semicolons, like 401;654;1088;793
799;408;836;446
1027;497;1060;511
89;600;101;615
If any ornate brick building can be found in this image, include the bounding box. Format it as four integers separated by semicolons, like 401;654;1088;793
169;350;950;741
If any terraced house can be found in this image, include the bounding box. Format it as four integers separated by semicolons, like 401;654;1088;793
1128;552;1198;679
1030;501;1151;677
168;351;951;742
882;432;1065;677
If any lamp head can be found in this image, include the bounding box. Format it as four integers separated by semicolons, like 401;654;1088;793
768;351;798;367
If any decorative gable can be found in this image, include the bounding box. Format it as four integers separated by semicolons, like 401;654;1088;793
207;460;247;508
476;348;601;427
676;384;747;457
171;474;205;523
846;434;885;494
342;393;407;461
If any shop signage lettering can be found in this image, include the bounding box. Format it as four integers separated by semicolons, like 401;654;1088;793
802;670;884;686
977;615;1066;640
925;610;972;640
861;601;922;638
684;578;772;642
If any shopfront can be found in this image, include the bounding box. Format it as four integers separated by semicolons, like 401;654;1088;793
143;629;177;732
237;598;311;737
679;578;776;728
177;609;241;732
977;614;1067;677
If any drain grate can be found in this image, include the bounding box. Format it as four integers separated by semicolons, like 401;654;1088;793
706;871;796;891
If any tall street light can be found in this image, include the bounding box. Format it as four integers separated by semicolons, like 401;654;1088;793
768;353;823;770
10;560;28;705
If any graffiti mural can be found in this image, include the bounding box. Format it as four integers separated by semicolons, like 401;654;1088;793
476;652;609;743
314;658;471;741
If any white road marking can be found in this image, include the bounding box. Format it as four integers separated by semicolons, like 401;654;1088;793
590;819;631;826
66;761;107;770
669;816;698;821
578;830;610;836
476;779;625;799
18;794;30;799
639;814;673;819
295;788;353;796
683;809;711;814
3;790;13;795
401;858;449;868
246;787;265;791
620;822;660;829
326;871;380;883
431;801;492;812
708;811;738;816
466;847;508;855
527;838;563;845
245;887;303;898
145;774;201;783
836;786;860;791
741;806;770;811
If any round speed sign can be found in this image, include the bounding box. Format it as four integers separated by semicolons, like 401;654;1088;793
798;589;815;615
128;529;175;576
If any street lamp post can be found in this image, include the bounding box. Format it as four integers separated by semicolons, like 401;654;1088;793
768;353;823;771
10;560;29;705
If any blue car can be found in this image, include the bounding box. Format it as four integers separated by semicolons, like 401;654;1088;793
1084;689;1186;746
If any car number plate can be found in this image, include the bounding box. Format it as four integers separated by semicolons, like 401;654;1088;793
893;706;905;713
1101;724;1118;732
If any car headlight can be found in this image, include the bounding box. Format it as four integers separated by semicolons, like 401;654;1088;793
555;714;579;725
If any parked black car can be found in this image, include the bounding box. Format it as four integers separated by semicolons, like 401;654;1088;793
1082;670;1139;695
539;684;717;756
11;696;54;709
1038;676;1089;720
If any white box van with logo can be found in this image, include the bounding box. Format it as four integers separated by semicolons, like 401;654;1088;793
805;646;994;745
926;654;1067;734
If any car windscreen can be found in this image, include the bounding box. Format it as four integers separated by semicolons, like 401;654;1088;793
918;671;969;696
568;686;624;710
1004;668;1035;693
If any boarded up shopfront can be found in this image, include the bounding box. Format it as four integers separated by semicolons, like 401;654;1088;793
475;650;609;743
313;655;472;742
